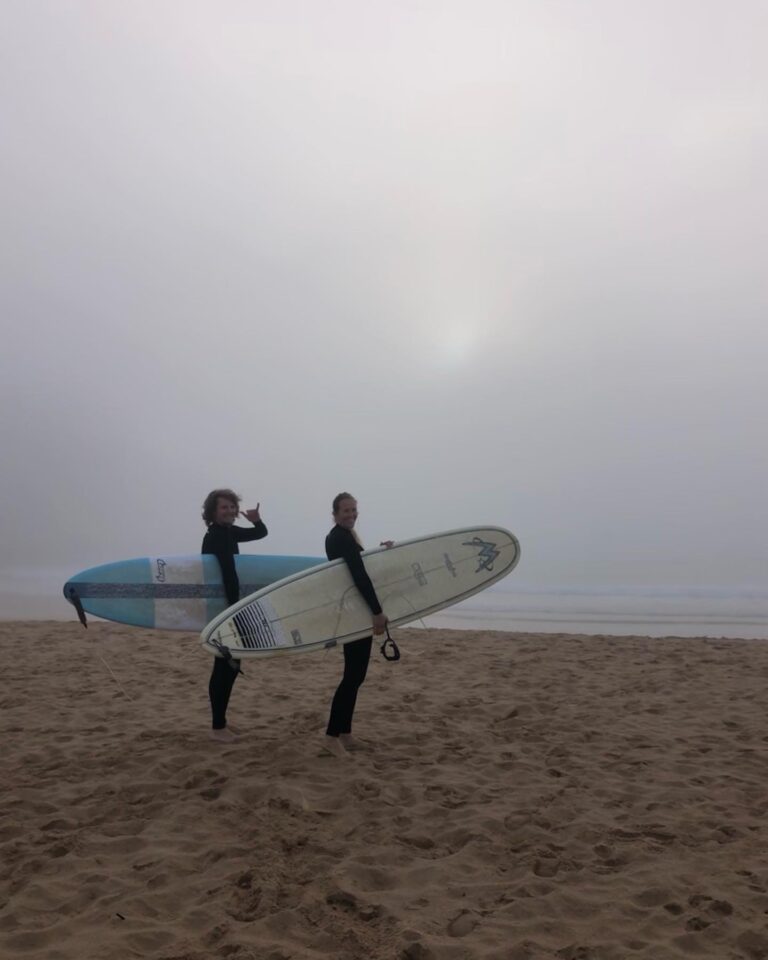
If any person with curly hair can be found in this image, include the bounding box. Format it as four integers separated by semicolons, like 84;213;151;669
201;488;267;742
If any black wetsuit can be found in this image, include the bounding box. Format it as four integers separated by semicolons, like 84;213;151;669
202;520;268;729
325;524;382;737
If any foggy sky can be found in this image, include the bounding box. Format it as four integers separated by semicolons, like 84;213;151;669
1;0;766;610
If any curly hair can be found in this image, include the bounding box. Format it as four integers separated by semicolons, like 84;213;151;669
202;488;241;526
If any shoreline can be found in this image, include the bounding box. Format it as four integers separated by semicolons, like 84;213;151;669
3;615;765;642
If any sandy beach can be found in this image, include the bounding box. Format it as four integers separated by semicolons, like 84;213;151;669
2;620;768;960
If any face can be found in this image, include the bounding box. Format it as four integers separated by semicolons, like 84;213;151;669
334;497;358;529
214;497;239;525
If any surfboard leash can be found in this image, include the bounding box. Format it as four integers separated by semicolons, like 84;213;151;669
97;655;134;702
380;625;400;662
209;638;245;676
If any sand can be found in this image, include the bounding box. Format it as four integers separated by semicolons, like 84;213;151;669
2;620;768;960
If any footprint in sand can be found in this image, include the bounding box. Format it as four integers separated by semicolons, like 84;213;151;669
227;888;263;923
688;893;733;914
399;943;432;960
396;833;435;852
447;910;479;937
183;768;218;789
664;903;685;916
634;888;674;908
532;857;560;878
326;888;381;921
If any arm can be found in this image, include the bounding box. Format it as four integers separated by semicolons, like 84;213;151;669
232;520;268;543
234;504;268;542
331;529;383;616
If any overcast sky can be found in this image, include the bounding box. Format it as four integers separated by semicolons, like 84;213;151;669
1;0;766;608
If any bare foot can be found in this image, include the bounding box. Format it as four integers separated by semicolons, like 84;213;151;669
227;724;243;735
321;736;350;758
339;734;365;751
210;728;238;743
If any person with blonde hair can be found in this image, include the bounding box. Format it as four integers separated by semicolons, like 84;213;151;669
323;492;390;755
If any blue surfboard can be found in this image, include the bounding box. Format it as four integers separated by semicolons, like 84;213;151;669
63;554;324;630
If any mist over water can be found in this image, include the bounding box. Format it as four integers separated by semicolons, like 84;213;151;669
1;3;766;622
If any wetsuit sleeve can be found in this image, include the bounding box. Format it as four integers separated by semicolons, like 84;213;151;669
233;521;268;542
202;527;240;606
327;527;382;615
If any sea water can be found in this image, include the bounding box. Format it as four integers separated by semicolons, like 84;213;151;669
420;583;768;640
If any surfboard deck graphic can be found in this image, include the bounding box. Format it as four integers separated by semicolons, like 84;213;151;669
63;554;324;630
201;527;520;658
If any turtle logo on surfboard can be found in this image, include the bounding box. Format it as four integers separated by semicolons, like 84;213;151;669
463;537;500;573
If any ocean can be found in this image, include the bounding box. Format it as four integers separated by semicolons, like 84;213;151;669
419;584;768;640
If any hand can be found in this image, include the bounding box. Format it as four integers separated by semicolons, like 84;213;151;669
372;612;388;636
379;540;395;549
241;503;261;523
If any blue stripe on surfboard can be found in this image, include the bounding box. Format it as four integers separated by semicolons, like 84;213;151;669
63;582;271;599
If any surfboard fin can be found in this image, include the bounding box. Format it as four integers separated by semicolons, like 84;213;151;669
66;586;88;628
380;625;400;662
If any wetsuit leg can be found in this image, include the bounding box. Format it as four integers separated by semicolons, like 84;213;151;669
326;637;373;736
209;656;239;729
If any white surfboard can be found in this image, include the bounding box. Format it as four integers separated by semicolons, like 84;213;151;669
200;526;520;659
